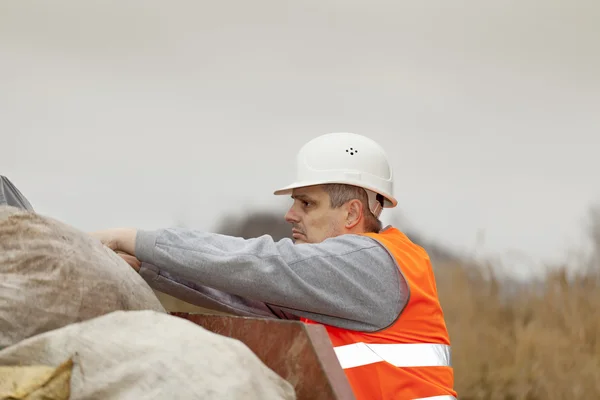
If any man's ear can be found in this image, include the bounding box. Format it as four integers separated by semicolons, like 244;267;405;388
345;199;363;229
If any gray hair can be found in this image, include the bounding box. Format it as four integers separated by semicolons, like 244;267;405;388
321;184;382;233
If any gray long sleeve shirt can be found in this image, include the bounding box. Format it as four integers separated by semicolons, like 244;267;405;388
135;227;409;332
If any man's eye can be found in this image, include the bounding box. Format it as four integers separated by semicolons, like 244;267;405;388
303;201;311;207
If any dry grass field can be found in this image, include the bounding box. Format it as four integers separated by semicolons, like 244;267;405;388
436;261;600;399
435;208;600;399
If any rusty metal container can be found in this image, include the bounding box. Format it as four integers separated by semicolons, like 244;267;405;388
170;312;356;400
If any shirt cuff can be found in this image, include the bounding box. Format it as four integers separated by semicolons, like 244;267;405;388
135;229;159;264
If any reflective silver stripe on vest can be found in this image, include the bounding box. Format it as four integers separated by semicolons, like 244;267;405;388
413;396;457;400
333;342;451;369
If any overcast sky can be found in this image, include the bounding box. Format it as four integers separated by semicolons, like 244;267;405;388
1;0;598;279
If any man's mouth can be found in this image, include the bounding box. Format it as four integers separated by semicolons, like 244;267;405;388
292;229;305;239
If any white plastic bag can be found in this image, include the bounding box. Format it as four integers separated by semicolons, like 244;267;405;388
0;310;296;400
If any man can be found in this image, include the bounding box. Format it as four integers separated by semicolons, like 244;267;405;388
91;132;457;400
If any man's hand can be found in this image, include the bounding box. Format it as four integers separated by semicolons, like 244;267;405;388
89;228;137;256
116;251;142;272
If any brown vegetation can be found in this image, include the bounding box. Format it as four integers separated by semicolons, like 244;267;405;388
436;262;600;399
434;207;600;399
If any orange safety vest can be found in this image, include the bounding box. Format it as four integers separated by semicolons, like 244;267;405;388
301;227;457;400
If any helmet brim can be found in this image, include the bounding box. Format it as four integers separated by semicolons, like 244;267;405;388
274;180;398;208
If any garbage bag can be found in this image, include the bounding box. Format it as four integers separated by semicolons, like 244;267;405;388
0;310;296;400
0;205;166;349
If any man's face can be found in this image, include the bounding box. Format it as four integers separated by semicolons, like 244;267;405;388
284;185;347;244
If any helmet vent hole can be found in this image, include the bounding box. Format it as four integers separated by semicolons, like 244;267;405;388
346;147;358;155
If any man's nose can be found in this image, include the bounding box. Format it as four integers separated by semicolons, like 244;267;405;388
285;207;300;224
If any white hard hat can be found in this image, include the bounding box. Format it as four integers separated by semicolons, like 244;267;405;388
274;132;397;217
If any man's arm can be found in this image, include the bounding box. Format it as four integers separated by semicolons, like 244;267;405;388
139;261;300;320
131;228;408;332
92;229;298;319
